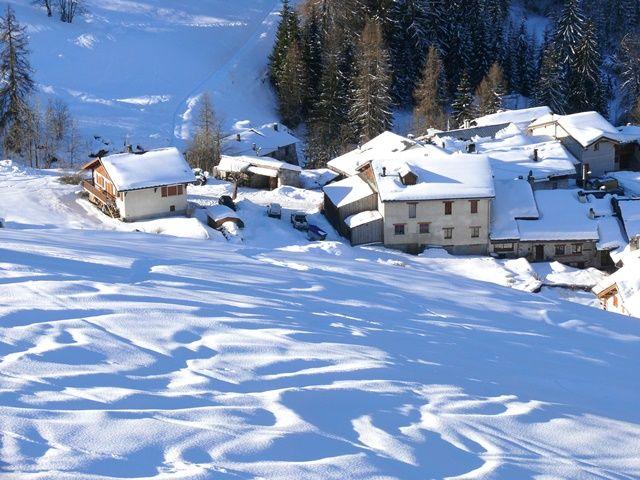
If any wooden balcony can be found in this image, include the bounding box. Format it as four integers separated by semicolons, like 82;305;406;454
81;179;115;206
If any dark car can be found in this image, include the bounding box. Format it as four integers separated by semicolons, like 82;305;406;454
219;195;236;211
290;212;309;231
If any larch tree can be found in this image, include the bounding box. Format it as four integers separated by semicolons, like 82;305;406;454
349;19;393;143
0;6;35;157
186;93;221;173
413;45;448;134
451;71;477;128
476;62;505;116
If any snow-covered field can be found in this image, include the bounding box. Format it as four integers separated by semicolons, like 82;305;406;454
2;162;640;479
14;0;283;148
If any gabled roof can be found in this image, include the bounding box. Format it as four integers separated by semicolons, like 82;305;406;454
83;147;195;192
327;131;426;177
432;123;512;142
473;106;552;129
323;175;374;208
529;112;622;147
221;123;300;157
217;155;301;174
371;150;495;202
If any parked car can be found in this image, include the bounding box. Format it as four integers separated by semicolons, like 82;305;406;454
590;177;619;191
193;168;207;186
267;203;282;219
219;195;236;211
307;224;327;241
290;212;309;231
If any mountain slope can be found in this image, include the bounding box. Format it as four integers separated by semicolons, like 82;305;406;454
14;0;282;149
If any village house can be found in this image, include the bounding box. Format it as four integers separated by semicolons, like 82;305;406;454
593;251;640;316
490;186;626;269
81;147;195;222
215;155;301;189
221;123;300;166
472;106;552;130
526;112;622;178
429;123;511;149
324;143;495;254
327;131;424;178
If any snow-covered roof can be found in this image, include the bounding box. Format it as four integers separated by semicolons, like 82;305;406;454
594;251;640;315
432;123;512;142
221;123;300;157
529;112;622;147
206;204;241;222
327;131;427;177
95;147;195;191
480;140;578;181
616;124;640;144
490;179;539;241
474;106;552;129
609;171;640;196
371;150;495;202
516;189;600;242
617;199;640;239
596;216;627;251
345;210;382;228
217;155;301;174
323;175;374;208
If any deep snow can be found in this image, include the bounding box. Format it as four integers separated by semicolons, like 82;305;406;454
13;0;284;150
1;161;640;479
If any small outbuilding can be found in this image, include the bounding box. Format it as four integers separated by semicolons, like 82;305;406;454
81;147;195;222
206;204;244;229
216;155;301;189
221;123;300;165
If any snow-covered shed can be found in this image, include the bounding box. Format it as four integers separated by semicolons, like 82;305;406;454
327;131;425;177
473;106;552;129
206;204;244;229
323;175;378;243
81;147;195;222
221;123;300;165
527;112;622;177
216;155;301;189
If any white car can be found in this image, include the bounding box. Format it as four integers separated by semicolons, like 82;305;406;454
267;203;282;219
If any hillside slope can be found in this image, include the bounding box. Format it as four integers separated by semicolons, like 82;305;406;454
1;168;639;479
14;0;282;149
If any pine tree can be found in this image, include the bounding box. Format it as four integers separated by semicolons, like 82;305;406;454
554;0;587;64
349;19;393;143
567;20;605;113
301;4;324;102
476;62;505;116
413;45;447;134
269;0;300;89
0;6;35;156
278;41;308;127
620;32;640;122
451;71;477;128
508;21;535;96
534;39;567;114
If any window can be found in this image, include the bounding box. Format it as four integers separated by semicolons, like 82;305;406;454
470;200;478;214
594;142;599;151
170;205;176;212
555;244;566;255
494;243;514;252
444;201;453;215
394;224;406;235
177;185;184;195
613;295;619;308
168;185;177;196
161;186;168;197
162;185;182;197
419;222;430;234
470;226;480;238
443;227;454;239
573;243;583;254
408;203;417;219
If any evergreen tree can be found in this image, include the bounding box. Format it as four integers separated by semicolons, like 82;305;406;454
508;21;536;96
278;41;309;127
301;4;324;102
451;71;477;127
0;6;35;156
269;0;300;89
534;39;567;113
413;45;447;134
554;0;587;64
619;32;640;122
349;19;393;143
567;20;605;113
476;62;505;116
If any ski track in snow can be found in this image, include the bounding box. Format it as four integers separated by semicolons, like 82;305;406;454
1;164;640;479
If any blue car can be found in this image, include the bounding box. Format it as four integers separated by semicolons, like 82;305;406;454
307;224;327;241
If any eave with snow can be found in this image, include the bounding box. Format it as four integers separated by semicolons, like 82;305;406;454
221;123;300;166
81;147;195;222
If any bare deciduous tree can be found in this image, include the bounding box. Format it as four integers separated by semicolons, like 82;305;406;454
57;0;85;23
32;0;54;17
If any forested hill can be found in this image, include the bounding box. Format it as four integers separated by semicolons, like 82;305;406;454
268;0;640;166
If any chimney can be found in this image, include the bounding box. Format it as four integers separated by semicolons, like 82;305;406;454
236;133;241;142
382;166;387;177
527;170;535;187
467;143;476;154
273;123;279;132
533;149;539;162
588;208;596;219
252;143;257;151
126;144;133;154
